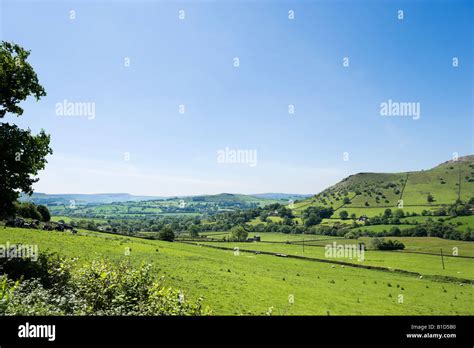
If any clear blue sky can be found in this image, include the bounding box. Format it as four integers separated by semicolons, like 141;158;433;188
1;0;473;196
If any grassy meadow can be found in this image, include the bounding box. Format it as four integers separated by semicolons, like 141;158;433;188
1;227;473;315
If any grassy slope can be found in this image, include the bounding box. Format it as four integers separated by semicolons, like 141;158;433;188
291;156;474;219
1;227;473;315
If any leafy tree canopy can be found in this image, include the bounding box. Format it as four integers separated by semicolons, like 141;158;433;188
0;41;51;218
0;41;46;118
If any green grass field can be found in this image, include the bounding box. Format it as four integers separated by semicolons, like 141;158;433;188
199;240;474;281
1;227;473;315
51;215;108;224
351;224;413;234
399;216;447;224
449;216;474;231
333;206;438;218
199;231;336;242
297;236;474;257
321;218;356;226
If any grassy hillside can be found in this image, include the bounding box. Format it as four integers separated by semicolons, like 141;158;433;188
292;156;474;218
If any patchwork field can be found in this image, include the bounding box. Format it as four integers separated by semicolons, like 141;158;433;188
44;193;287;219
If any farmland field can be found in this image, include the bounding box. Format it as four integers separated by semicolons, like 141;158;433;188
1;227;473;315
298;236;474;257
332;206;438;218
199;231;337;242
449;216;474;231
197;240;474;281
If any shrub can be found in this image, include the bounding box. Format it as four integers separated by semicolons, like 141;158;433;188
229;225;248;241
158;225;175;242
14;202;42;220
371;238;405;251
0;250;72;290
344;231;357;239
389;226;401;236
0;253;208;316
339;210;349;220
36;205;51;222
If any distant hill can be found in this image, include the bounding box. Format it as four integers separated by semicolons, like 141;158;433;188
20;193;165;205
250;193;313;201
25;192;290;219
292;155;474;217
21;191;306;207
21;192;292;206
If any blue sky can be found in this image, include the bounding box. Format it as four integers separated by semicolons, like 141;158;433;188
1;0;473;196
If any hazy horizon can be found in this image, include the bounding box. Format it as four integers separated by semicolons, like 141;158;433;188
27;153;473;196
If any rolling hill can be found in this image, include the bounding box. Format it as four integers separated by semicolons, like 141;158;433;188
36;193;293;219
292;155;474;218
20;192;165;205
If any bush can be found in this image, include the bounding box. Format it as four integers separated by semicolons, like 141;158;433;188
36;205;51;221
393;209;405;219
229;225;248;241
158;225;175;242
304;214;321;227
383;209;392;218
371;238;405;251
0;250;72;290
14;202;42;220
0;253;208;315
302;206;333;227
344;231;357;239
389;226;401;236
339;210;349;220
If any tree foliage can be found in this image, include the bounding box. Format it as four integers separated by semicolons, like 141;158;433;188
158;225;175;242
339;210;349;220
36;204;51;222
0;124;52;217
229;225;248;241
0;41;51;218
0;41;46;117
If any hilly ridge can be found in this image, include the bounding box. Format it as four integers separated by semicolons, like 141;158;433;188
292;156;474;218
